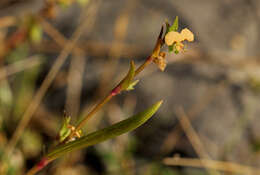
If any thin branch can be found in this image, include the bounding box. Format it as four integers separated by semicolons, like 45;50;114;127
161;82;225;153
39;16;84;55
164;157;260;175
175;107;221;175
67;26;164;140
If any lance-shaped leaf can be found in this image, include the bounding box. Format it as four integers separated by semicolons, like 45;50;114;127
121;60;135;90
59;116;72;142
170;16;179;32
126;80;139;91
166;16;179;33
46;100;163;160
166;16;179;53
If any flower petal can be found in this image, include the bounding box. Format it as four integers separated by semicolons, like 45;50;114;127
165;31;183;45
180;28;194;42
175;42;184;52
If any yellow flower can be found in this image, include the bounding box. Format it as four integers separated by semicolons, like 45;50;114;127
165;28;194;52
181;28;194;42
165;31;183;44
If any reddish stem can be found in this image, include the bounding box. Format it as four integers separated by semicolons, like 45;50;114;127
111;85;122;96
26;158;51;175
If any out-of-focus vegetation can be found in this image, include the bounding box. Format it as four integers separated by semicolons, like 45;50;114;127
1;0;260;175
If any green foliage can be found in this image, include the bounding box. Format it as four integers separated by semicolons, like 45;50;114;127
13;60;41;119
121;60;136;91
168;45;174;53
29;23;43;44
251;139;260;152
7;43;29;63
59;116;72;142
166;16;179;54
126;79;139;91
21;130;42;158
101;151;120;173
169;16;179;32
0;81;13;106
46;100;162;160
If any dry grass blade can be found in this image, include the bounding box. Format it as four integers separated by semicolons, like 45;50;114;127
39;16;84;55
164;157;260;175
33;40;147;58
40;12;86;119
161;82;225;153
5;1;100;157
175;107;221;175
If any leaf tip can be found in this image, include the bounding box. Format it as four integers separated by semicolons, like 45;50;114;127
157;100;163;107
130;60;135;69
152;100;163;112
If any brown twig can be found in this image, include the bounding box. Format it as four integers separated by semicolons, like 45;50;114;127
175;107;221;175
39;12;86;120
164;157;260;175
38;16;84;55
160;82;225;153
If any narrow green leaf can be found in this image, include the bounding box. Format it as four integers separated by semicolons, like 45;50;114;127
169;16;178;32
167;16;178;53
121;60;135;90
165;20;170;33
46;100;163;160
166;16;178;33
126;80;139;91
59;116;72;142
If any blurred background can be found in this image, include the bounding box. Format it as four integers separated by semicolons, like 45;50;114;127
0;0;260;174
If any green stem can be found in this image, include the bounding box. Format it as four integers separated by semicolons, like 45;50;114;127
26;26;165;174
67;55;154;140
47;100;162;160
67;25;164;140
25;158;51;175
75;93;114;131
26;100;162;175
134;55;153;76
